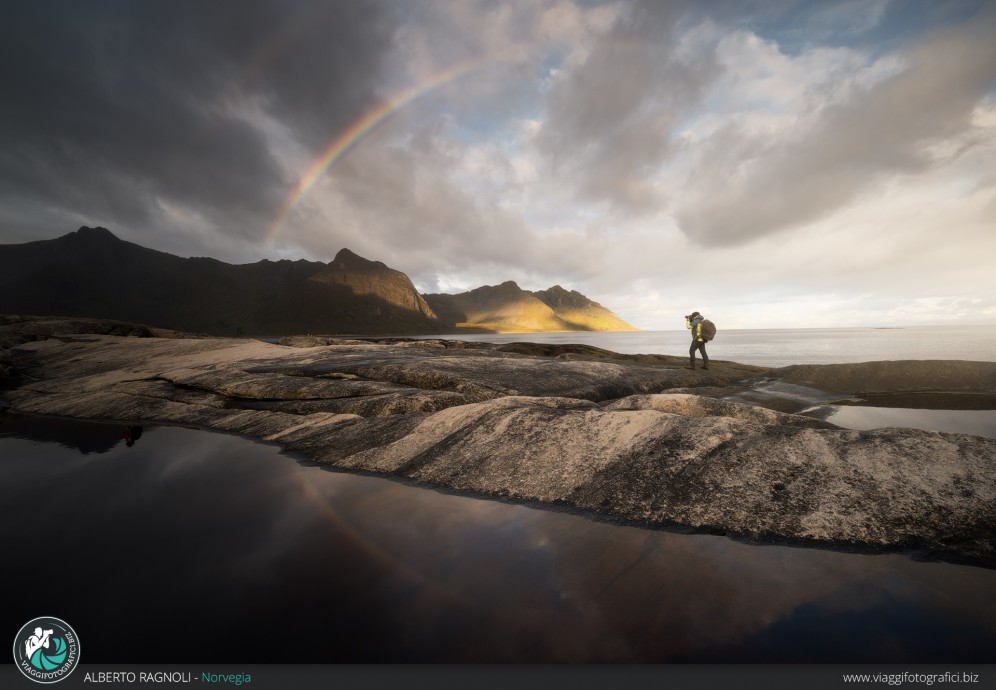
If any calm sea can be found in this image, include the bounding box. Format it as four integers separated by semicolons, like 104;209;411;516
417;325;996;368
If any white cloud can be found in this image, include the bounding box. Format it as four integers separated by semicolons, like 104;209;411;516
249;1;995;331
808;0;892;37
673;7;996;248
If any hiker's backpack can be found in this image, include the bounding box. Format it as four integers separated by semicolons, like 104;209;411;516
700;319;717;342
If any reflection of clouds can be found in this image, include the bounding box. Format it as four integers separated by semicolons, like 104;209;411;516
540;527;996;661
323;476;996;661
150;427;250;480
6;422;996;662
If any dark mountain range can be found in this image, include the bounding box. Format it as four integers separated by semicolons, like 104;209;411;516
0;227;440;335
0;227;636;335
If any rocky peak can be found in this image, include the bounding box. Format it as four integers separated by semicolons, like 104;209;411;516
531;285;601;310
468;281;524;298
312;248;438;321
332;248;387;272
72;226;121;242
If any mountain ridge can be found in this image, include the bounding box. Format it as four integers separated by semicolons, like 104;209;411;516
0;227;637;335
423;281;638;333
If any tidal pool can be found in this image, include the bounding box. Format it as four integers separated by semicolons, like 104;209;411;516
733;379;996;439
1;412;994;663
816;406;996;439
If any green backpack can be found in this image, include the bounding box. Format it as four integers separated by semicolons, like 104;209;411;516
700;319;717;342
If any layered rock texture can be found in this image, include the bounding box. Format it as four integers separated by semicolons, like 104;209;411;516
0;227;634;335
3;318;994;564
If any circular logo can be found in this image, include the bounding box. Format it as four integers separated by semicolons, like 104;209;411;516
12;617;80;684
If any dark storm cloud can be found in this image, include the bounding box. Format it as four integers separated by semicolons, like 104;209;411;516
0;0;396;244
536;0;719;214
674;2;996;246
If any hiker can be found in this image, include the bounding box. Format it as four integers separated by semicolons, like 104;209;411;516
685;311;709;370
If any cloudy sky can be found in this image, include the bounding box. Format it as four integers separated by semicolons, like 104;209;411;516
2;0;995;329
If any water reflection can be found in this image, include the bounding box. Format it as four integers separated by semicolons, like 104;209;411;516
730;380;996;439
122;425;143;447
802;405;996;439
0;413;145;454
1;414;994;663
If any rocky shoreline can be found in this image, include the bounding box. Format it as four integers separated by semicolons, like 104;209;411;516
3;315;995;564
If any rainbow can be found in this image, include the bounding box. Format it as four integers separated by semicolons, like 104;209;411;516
265;57;495;244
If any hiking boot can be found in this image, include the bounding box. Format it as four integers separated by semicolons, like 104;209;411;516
702;365;710;370
686;365;696;370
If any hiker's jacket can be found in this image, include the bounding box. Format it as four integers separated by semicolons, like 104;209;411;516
686;316;705;343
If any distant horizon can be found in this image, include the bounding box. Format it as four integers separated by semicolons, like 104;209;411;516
416;323;996;335
409;325;996;367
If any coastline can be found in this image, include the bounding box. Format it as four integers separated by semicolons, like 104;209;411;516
406;325;996;368
2;316;995;565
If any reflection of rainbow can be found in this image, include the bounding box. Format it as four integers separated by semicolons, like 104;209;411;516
265;57;494;244
288;460;475;610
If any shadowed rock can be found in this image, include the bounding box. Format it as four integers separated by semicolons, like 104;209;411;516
4;323;995;564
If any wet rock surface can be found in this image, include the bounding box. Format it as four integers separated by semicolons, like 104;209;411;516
3;320;995;564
